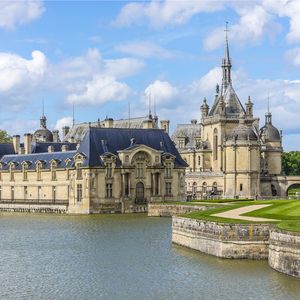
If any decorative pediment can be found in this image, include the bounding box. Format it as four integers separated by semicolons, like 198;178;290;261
73;152;86;162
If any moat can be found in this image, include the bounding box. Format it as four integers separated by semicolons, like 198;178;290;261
0;214;299;300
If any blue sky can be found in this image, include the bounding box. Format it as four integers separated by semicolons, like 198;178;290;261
1;0;300;150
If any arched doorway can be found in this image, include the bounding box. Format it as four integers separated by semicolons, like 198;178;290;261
287;183;300;198
136;182;145;204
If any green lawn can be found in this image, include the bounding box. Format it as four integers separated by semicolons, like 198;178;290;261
181;199;300;232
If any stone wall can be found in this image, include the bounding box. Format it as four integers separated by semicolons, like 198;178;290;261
172;216;270;259
269;227;300;278
148;203;213;217
0;203;67;214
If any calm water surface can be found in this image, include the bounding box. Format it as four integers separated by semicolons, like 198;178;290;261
0;213;299;300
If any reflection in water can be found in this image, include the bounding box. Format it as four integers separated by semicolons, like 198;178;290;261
0;213;299;300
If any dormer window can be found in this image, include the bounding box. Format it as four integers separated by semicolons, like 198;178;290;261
36;162;42;181
178;138;186;149
22;164;28;181
9;164;14;181
51;162;57;181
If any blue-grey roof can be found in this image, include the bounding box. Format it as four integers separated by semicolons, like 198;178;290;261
78;127;187;168
32;142;77;153
0;151;77;170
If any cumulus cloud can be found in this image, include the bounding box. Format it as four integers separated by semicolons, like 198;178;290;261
0;0;44;30
0;119;38;137
54;117;73;134
285;48;300;66
66;75;131;106
144;80;179;105
114;0;224;27
116;41;175;59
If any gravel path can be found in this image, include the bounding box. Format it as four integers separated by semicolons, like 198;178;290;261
212;204;278;222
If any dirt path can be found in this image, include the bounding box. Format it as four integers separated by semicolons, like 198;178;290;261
212;204;277;222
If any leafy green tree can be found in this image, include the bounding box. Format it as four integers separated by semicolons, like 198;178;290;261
282;152;300;175
0;129;12;143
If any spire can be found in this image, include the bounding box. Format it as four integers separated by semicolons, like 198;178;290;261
221;21;232;91
265;95;272;124
40;100;47;128
72;103;75;127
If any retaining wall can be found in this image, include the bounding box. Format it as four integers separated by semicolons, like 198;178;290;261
0;203;68;214
172;216;270;259
269;227;300;278
148;203;214;217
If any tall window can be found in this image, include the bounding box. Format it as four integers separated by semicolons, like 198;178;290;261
154;173;159;196
77;184;82;202
11;186;14;201
202;182;207;195
38;186;42;201
124;173;129;196
213;128;218;161
165;182;172;196
106;183;113;198
24;186;28;201
240;184;243;192
37;163;42;181
106;162;112;178
165;162;172;178
52;186;56;202
76;163;82;180
136;163;144;178
178;138;185;148
51;163;56;181
23;164;28;181
10;165;14;181
198;156;201;166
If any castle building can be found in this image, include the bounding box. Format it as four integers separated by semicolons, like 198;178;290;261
172;31;284;199
0;124;186;213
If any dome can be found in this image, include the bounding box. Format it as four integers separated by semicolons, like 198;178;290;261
33;128;53;142
260;124;280;141
230;124;257;141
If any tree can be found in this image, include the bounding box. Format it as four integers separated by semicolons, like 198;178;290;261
282;152;300;176
0;129;12;143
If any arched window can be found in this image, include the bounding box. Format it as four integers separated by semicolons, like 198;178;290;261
22;163;28;181
51;162;56;181
213;128;218;161
192;182;197;198
202;182;207;194
36;162;42;181
212;182;217;194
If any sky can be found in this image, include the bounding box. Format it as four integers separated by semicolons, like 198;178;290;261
0;0;300;150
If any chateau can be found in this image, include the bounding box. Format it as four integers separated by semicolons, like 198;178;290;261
172;32;287;199
0;115;186;214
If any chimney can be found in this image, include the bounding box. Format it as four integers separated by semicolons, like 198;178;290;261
160;120;170;134
104;117;114;128
12;135;20;154
24;133;32;154
48;145;54;153
143;119;153;129
61;144;69;152
53;130;60;142
19;147;25;154
62;126;70;138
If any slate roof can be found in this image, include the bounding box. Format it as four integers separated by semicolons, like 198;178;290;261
0;143;15;158
0;127;187;170
0;151;77;170
32;142;77;153
77;127;187;168
171;123;201;149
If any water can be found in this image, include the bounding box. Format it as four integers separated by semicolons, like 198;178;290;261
0;214;299;300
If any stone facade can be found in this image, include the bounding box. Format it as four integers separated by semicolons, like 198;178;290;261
172;32;285;199
0;127;187;214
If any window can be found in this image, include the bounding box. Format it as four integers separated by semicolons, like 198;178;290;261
106;183;113;198
106;162;112;178
136;163;144;178
38;186;42;201
213;128;218;161
154;173;159;196
165;182;172;196
77;184;83;202
198;156;201;166
76;162;83;180
178;138;185;149
11;186;14;201
124;173;129;196
23;164;28;181
52;186;56;202
37;163;42;181
10;165;14;181
202;182;207;194
51;163;56;181
24;186;28;200
165;162;172;178
240;184;243;192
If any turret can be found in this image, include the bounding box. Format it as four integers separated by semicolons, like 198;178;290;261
245;96;253;117
200;98;209;120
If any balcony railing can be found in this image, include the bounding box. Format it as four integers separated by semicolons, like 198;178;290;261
0;199;69;205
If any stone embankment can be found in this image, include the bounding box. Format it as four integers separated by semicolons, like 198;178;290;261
269;227;300;278
0;203;68;214
148;203;214;217
172;216;270;259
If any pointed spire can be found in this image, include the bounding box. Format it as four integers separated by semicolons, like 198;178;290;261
265;95;272;124
72;103;75;126
40;100;47;128
221;21;232;91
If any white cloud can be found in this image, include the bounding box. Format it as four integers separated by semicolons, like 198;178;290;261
0;0;44;30
54;117;73;135
145;80;179;105
0;50;47;92
204;5;279;50
0;119;38;137
286;48;300;66
104;58;145;78
66;75;131;106
114;0;224;28
116;41;175;59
